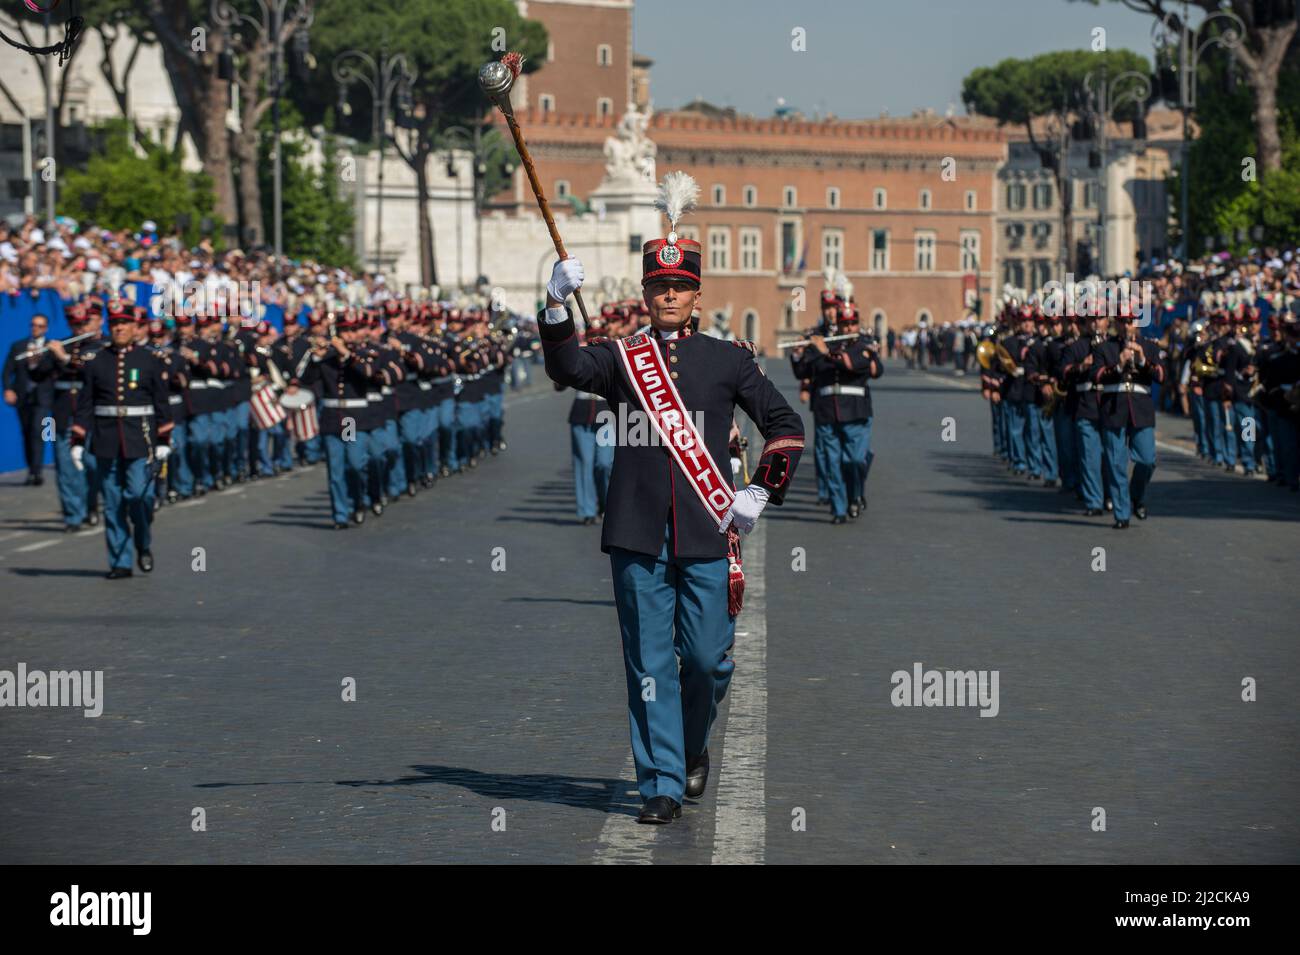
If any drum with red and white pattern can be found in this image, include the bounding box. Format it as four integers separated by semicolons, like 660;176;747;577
250;380;287;430
286;401;319;441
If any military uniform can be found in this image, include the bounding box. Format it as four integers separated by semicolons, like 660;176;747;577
789;303;881;522
71;309;173;576
539;178;805;822
1091;325;1165;527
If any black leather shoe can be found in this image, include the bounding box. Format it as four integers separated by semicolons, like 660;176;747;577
333;522;349;530
64;524;80;534
353;510;365;525
86;511;100;526
137;551;154;573
1043;479;1057;488
582;516;596;525
1084;507;1103;517
685;749;710;799
1134;504;1147;520
637;796;681;824
371;502;384;517
105;567;133;580
831;515;847;525
816;497;829;506
847;502;861;519
1104;498;1113;511
1112;519;1130;529
406;483;417;497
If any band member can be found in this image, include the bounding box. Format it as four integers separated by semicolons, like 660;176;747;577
275;315;323;467
1219;311;1259;475
1024;311;1059;487
566;308;615;524
3;312;58;486
1060;310;1109;516
1260;315;1300;490
1092;311;1164;528
49;304;103;529
789;301;882;523
538;171;805;824
70;301;173;578
1003;307;1038;478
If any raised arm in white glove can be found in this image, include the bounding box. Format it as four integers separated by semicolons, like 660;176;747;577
545;257;585;313
718;485;770;536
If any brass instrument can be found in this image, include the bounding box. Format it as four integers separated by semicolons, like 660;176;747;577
994;342;1019;375
1191;344;1219;380
975;339;996;371
1041;381;1068;419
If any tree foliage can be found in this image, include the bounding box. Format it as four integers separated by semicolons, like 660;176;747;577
57;119;217;245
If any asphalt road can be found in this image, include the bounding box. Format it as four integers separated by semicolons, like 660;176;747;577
1;359;1296;864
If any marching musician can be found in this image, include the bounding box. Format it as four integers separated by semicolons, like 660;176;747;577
565;306;615;525
1023;311;1059;488
1260;315;1300;491
385;301;433;496
1091;308;1165;528
538;171;805;824
1220;310;1259;476
305;310;381;528
1002;306;1037;478
249;321;290;478
274;315;323;467
70;301;173;578
145;317;184;507
789;300;882;523
1060;310;1109;517
48;303;104;530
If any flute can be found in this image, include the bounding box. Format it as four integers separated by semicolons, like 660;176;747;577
777;332;865;351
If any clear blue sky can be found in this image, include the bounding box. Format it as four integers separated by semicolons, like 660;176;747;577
632;0;1163;118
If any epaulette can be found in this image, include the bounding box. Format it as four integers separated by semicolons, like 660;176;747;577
584;336;610;345
731;339;758;357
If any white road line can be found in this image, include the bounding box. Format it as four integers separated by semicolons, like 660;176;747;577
14;538;62;553
0;531;30;543
1156;440;1195;457
594;751;659;865
711;516;768;865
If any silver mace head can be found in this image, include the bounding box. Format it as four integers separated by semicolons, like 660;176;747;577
478;61;514;105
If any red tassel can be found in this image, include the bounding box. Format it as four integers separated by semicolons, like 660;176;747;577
501;51;526;79
726;527;744;617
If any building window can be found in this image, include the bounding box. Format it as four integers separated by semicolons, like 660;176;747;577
538;93;555;114
1083;181;1099;209
1032;182;1052;210
782;304;796;329
965;190;977;211
1032;221;1051;249
743;185;757;207
743;310;759;342
596;97;613;118
919;189;931;210
708;227;731;271
873;188;887;210
1031;259;1053;291
739;227;761;272
780;219;802;273
1006;182;1026;210
1003;259;1025;288
915;231;936;272
597;44;612;66
822;229;843;272
960;231;980;272
547;41;555;62
676;224;700;243
1006;222;1025;250
555;180;570;198
783;186;797;208
712;184;725;206
827;186;840;209
917;309;933;327
871;228;889;271
871;309;886;340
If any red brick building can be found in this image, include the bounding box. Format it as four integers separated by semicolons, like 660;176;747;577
507;0;1008;352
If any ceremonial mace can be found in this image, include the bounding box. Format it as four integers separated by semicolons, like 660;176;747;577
478;54;589;322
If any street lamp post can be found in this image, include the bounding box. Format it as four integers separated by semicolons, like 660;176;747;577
440;124;491;294
1152;1;1245;261
1083;65;1152;276
212;0;314;261
333;48;416;275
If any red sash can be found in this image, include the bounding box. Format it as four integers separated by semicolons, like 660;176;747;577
616;333;745;615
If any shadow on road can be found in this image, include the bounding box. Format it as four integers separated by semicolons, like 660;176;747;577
199;764;639;815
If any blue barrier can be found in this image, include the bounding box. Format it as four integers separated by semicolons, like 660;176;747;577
1;289;75;473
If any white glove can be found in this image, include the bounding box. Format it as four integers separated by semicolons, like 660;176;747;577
719;485;770;536
71;445;84;471
546;257;584;303
154;445;171;462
